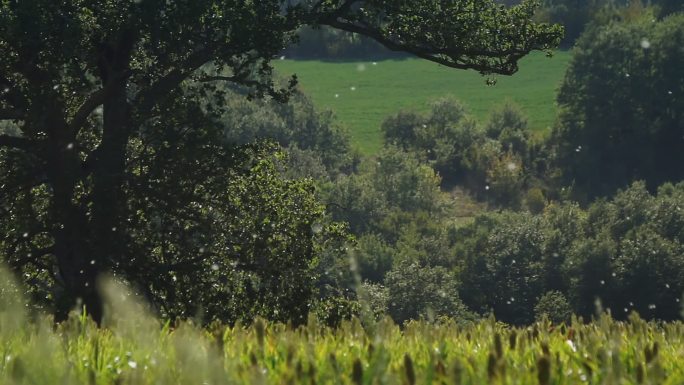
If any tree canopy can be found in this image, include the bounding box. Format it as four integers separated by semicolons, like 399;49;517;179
0;0;562;323
550;10;684;201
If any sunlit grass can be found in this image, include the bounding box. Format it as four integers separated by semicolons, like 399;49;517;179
275;51;571;154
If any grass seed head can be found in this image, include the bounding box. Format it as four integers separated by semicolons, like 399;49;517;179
636;363;645;384
435;360;446;376
487;352;498;381
404;354;416;385
296;360;303;378
329;353;338;372
352;358;363;385
367;342;375;357
644;342;659;364
541;341;550;356
451;360;463;385
254;317;266;347
537;355;551;385
494;332;503;359
509;331;517;350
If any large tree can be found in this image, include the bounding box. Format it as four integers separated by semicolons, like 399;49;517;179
0;0;561;323
550;10;684;201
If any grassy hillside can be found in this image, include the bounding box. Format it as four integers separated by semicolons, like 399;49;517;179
275;51;571;154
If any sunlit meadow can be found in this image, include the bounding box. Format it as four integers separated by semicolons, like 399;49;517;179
275;51;570;154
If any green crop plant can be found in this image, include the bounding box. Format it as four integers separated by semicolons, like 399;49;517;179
1;267;684;384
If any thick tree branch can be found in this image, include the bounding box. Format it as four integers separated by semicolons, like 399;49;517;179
68;85;115;135
322;19;524;74
7;246;55;269
196;75;262;88
135;49;213;114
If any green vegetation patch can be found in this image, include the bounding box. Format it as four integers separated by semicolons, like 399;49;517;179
275;51;571;154
2;312;683;384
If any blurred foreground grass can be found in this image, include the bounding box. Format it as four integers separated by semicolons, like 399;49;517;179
2;267;684;385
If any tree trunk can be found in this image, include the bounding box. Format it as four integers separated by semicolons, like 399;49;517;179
90;80;132;296
44;114;103;323
51;38;135;324
50;81;132;324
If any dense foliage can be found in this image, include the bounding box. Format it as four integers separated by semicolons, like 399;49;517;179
457;182;684;324
381;98;537;206
536;0;681;46
549;10;684;201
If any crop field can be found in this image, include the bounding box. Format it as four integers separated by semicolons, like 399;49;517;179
3;313;684;385
275;51;571;154
2;281;684;385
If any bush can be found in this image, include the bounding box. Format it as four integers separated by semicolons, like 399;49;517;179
355;234;395;283
525;187;547;214
385;261;475;324
221;89;354;176
535;291;572;323
313;296;362;327
381;98;534;207
359;281;390;318
326;146;447;235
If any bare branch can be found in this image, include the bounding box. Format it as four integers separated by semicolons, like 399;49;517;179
69;67;135;134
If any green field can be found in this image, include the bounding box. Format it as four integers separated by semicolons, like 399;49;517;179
275;51;571;154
